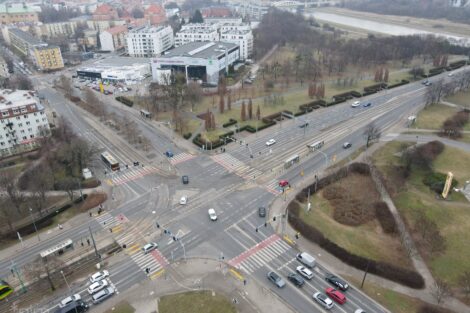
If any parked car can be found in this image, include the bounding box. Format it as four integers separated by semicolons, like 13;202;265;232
312;292;334;310
267;271;286;288
89;270;109;283
343;142;352;149
91;286;115;304
59;294;81;308
87;279;108;295
142;242;158;254
180;196;187;205
266;139;276;146
351;101;361;108
287;273;304;287
325;287;346;304
325;274;349;291
208;208;217;221
296;252;316;268
182;175;189;184
296;265;314;280
258;206;266;217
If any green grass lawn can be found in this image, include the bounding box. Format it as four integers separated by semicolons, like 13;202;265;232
446;90;470;110
159;291;236;313
414;103;459;130
104;301;135;313
373;141;470;287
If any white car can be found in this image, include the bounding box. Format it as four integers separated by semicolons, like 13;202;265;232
448;72;454;77
142;242;158;254
266;139;276;146
208;208;217;221
59;294;81;308
351;101;361;108
87;279;108;295
89;270;109;283
180;196;187;205
313;292;334;310
296;265;314;280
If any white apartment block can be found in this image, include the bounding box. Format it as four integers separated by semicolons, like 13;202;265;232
220;29;253;60
126;25;174;57
175;23;219;47
0;89;50;158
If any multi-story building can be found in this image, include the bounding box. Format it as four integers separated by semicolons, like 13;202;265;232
35;21;78;39
0;3;39;25
31;46;64;71
82;29;99;49
99;25;128;52
8;28;64;71
0;89;50;158
175;23;219;47
0;56;9;78
126;25;174;57
92;3;119;21
231;1;269;20
220;29;253;60
144;4;167;26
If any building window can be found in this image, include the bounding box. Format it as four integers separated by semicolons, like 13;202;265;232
30;134;35;138
23;136;27;140
0;142;3;146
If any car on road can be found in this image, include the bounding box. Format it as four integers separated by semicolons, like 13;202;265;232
89;270;109;283
296;265;313;280
351;101;361;108
363;102;372;107
258;206;266;217
55;300;88;313
87;279;108;295
133;161;140;166
266;139;276;146
299;122;309;128
164;150;174;158
342;142;352;149
287;273;304;287
180;196;187;205
312;292;334;310
142;242;158;254
448;72;454;77
425;81;432;86
326;287;346;304
354;310;367;313
91;286;115;304
208;208;217;221
279;180;289;188
296;252;316;268
267;271;286;288
325;274;349;291
59;294;81;308
182;175;189;184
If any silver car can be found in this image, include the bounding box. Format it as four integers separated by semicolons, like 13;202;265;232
267;271;286;288
92;286;115;304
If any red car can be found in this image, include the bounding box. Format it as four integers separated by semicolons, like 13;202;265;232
325;287;346;304
279;180;289;187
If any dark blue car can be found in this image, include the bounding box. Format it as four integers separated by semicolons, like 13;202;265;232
165;151;174;158
363;102;372;107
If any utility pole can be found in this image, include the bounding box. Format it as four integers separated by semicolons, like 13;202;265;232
29;208;40;242
360;260;370;289
88;226;100;259
10;260;26;293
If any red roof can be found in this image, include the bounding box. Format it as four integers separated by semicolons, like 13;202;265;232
105;25;128;35
145;4;165;15
94;4;116;15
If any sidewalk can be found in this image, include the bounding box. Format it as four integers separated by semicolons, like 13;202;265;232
92;258;296;313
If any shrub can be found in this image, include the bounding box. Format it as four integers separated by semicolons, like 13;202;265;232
429;66;445;74
222;118;237;128
423;172;458;194
417;304;454;313
375;202;397;234
387;80;410;89
440;110;469;138
183;133;192;139
294;111;307;116
363;83;387;93
69;96;81;102
362;90;377;96
115;96;134;107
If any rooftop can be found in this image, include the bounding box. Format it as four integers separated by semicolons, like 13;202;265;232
0;3;40;14
221;29;252;35
0;89;41;111
77;56;150;72
178;23;218;34
129;25;170;34
104;25;128;35
9;28;44;46
161;41;238;60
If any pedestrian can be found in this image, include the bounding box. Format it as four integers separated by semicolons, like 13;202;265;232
243;279;246;286
87;239;90;246
89;212;92;217
58;224;63;230
81;242;84;247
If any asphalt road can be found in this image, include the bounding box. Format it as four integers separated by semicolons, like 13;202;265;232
3;67;469;313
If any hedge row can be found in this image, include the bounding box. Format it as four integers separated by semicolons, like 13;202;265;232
193;134;224;150
362;90;377;96
374;202;397;234
115;96;134;107
222;118;237;128
387;79;410;89
364;82;387;93
332;90;362;101
447;59;467;70
299;100;327;112
288;202;424;288
262;110;293;124
183;133;192;139
429;66;446;75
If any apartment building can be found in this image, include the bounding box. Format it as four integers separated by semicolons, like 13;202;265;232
35;21;78;39
175;23;219;47
0;56;9;78
99;25;128;52
0;89;50;158
32;46;64;71
0;3;39;25
220;29;253;60
126;25;174;57
8;28;46;56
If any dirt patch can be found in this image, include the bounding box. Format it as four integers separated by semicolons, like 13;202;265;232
322;172;380;226
76;193;107;213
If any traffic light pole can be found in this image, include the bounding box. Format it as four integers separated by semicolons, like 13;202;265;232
156;222;186;260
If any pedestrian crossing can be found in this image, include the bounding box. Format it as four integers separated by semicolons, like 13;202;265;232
95;212;124;233
228;234;292;274
211;153;263;180
106;166;160;186
170;152;196;165
264;179;283;195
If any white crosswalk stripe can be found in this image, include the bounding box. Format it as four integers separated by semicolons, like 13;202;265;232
95;212;119;228
211;153;263;179
107;166;160;186
264;179;282;194
169;152;196;165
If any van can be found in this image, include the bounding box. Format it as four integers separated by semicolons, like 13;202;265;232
296;252;316;268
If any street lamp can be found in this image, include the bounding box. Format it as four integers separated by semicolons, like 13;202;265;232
29;208;40;242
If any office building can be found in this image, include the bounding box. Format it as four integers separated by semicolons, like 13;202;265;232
126;25;174;57
220;29;253;60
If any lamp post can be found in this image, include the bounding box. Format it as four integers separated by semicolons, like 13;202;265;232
29;208;40;242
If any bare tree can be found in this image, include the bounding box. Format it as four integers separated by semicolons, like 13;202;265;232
24;256;65;291
0;198;15;232
363;123;381;148
459;271;470;299
0;171;24;215
431;278;452;304
185;82;203;111
425;79;445;106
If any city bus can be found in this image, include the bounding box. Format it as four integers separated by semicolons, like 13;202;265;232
0;280;13;301
40;239;74;259
307;140;325;151
284;154;300;169
101;151;119;171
